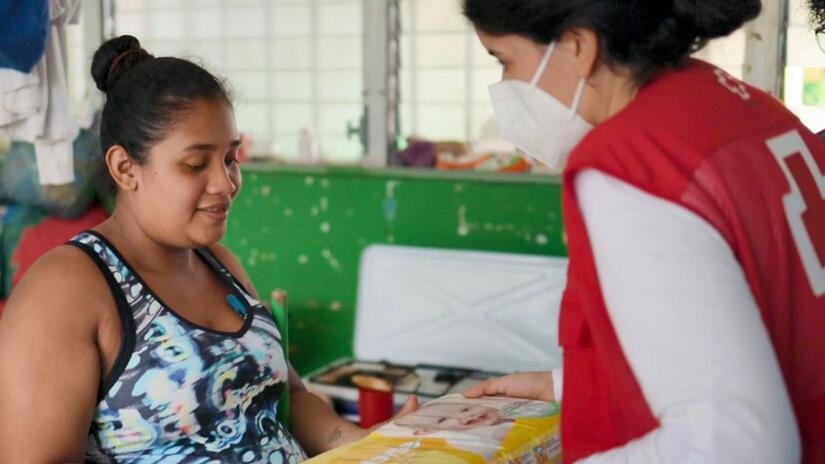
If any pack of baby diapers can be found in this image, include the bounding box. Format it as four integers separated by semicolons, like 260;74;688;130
306;394;561;463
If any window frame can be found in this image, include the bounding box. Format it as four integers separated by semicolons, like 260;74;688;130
98;0;792;165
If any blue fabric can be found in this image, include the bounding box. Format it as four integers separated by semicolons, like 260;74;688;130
0;0;49;72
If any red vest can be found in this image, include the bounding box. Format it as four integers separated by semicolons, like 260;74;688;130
560;60;825;463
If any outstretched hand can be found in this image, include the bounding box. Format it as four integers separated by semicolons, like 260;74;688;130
463;371;555;403
395;395;420;417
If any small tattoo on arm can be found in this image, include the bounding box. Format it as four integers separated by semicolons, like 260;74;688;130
329;426;342;444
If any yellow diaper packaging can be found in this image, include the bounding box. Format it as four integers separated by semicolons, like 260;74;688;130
306;394;561;463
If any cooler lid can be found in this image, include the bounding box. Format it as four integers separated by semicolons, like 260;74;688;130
354;245;566;374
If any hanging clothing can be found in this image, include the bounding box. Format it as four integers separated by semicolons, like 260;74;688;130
0;0;81;185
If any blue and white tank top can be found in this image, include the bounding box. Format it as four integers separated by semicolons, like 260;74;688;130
69;232;306;463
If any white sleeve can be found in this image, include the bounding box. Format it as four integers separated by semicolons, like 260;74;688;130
572;169;800;464
552;367;563;402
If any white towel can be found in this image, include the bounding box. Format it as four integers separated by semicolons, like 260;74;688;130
0;69;41;128
0;0;81;185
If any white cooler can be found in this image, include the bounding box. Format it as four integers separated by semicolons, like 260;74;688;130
305;244;567;421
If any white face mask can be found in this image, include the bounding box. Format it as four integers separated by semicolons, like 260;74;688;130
488;42;593;172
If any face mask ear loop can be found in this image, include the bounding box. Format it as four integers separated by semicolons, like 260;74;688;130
530;42;556;88
569;78;586;120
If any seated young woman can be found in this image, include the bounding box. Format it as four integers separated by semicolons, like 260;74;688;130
0;35;416;463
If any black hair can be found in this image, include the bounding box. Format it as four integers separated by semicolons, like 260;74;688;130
91;35;231;167
463;0;762;84
810;0;825;34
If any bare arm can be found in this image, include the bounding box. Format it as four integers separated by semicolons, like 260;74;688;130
289;390;367;456
0;247;105;463
289;386;418;456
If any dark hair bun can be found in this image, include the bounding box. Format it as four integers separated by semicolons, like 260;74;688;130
672;0;762;39
627;0;761;79
91;35;154;93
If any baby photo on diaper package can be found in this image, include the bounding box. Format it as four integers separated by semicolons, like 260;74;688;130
307;394;561;463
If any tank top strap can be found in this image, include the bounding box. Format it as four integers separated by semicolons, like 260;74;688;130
67;231;164;336
195;247;265;316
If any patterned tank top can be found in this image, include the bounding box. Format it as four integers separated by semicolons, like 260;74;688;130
69;232;306;463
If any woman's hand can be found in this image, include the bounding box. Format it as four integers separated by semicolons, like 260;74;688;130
463;371;555;403
395;395;421;417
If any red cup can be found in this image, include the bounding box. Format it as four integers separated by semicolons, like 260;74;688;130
358;386;394;428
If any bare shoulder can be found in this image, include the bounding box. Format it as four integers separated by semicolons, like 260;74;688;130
0;244;107;461
1;244;109;331
207;243;259;298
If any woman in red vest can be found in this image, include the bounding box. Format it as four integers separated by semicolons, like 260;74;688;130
462;1;825;463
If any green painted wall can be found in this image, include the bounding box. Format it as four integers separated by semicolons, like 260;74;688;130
222;164;565;374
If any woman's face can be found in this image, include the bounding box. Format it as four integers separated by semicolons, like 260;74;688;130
131;98;241;249
476;29;583;110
